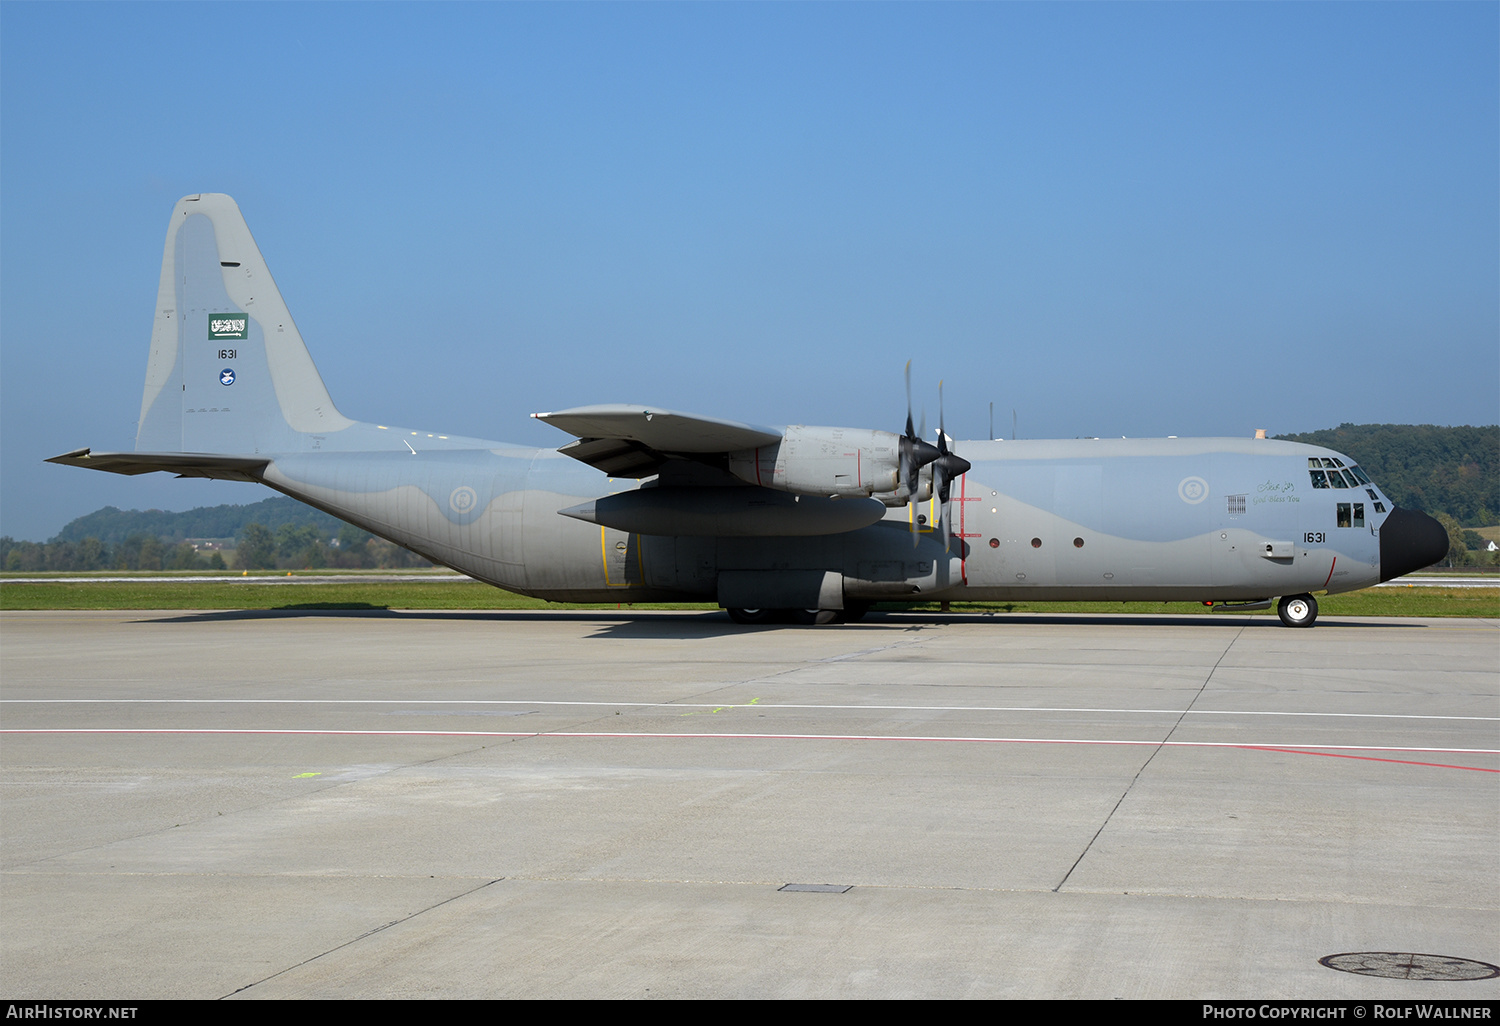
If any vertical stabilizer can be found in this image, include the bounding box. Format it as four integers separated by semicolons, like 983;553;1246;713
136;194;353;455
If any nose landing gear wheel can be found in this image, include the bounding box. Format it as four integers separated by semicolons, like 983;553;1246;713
725;608;772;625
1277;593;1318;628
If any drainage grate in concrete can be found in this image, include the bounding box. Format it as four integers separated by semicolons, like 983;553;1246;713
779;883;852;893
1319;952;1500;981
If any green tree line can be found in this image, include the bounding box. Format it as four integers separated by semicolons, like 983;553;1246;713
1274;423;1498;525
231;522;430;571
52;496;352;547
3;521;430;572
1;535;227;572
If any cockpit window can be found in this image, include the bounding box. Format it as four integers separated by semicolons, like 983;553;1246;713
1310;458;1375;492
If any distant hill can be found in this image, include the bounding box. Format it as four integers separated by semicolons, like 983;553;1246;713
51;496;350;546
1273;424;1498;525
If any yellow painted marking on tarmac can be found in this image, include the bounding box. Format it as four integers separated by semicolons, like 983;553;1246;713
680;697;761;717
293;772;321;779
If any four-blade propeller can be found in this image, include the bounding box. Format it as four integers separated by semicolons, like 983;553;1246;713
899;363;972;550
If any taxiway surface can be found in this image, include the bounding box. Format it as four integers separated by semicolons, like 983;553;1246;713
2;609;1496;998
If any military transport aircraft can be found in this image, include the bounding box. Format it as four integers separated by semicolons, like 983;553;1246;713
51;194;1448;626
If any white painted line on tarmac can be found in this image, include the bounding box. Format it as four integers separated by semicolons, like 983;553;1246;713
3;726;1496;756
4;698;1494;722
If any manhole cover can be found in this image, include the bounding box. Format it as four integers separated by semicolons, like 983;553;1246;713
1319;952;1500;981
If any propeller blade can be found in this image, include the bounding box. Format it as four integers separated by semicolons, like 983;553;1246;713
898;361;941;549
900;445;917;546
933;462;948;550
938;380;948;456
904;360;915;442
935;380;948;549
931;380;971;552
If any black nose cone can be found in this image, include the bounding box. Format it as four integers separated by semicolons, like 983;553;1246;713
1379;507;1450;582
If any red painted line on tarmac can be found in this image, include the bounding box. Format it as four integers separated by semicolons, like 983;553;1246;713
1238;745;1498;774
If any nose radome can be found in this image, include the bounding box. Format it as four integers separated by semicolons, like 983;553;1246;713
1378;508;1450;583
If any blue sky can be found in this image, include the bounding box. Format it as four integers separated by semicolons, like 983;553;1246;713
2;2;1496;541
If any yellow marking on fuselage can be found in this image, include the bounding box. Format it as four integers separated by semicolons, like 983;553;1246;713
601;526;645;587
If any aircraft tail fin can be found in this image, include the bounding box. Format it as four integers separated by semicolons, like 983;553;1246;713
135;194;353;455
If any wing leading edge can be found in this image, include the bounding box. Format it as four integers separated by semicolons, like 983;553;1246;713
532;405;783;477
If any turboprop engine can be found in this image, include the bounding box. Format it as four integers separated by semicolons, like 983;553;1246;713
726;425;939;507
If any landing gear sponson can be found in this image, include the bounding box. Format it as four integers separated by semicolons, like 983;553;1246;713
729;598;1321;627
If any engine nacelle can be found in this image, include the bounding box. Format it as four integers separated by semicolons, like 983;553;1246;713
727;426;902;501
871;462;933;507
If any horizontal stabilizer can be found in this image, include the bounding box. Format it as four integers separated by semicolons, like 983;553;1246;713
533;405;783;476
47;448;268;482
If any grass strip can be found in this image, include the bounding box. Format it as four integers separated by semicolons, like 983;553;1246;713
1;578;1494;617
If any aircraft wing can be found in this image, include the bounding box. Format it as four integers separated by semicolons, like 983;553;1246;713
47;448;269;482
532;405;783;477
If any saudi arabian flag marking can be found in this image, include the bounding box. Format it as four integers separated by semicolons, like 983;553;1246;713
209;313;248;340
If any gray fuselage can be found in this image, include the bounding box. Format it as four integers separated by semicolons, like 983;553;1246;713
259;434;1385;605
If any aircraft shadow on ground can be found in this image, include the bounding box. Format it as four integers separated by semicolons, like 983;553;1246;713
136;608;1425;637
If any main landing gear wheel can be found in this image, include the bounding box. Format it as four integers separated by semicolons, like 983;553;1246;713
831;601;870;624
789;608;838;626
1277;593;1318;628
725;608;773;625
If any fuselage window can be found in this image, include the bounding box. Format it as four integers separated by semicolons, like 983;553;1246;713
1310;470;1329;488
1330;471;1349;489
1350;465;1371;485
1353;502;1365;527
1337;503;1351;528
